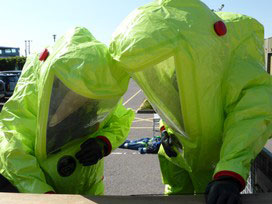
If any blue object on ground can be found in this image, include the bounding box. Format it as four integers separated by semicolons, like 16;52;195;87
119;136;161;154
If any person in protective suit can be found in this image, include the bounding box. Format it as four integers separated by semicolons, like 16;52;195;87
0;27;134;194
109;0;272;203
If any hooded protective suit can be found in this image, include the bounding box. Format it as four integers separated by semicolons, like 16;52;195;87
110;0;272;194
0;27;134;194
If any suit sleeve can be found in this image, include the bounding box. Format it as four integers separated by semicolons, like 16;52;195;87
214;32;272;189
94;100;135;154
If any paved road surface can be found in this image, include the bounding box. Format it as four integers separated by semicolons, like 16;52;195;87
104;79;164;195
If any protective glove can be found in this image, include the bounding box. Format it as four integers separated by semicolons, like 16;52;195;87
75;137;109;166
161;127;177;157
205;177;242;204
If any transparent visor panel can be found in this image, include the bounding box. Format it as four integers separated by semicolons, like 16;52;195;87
132;56;187;138
46;77;120;154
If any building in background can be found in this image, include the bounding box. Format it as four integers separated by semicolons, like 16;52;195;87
0;47;20;58
265;37;272;74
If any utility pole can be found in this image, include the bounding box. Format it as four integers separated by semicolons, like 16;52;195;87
28;40;32;55
25;40;27;57
24;40;32;56
53;34;57;42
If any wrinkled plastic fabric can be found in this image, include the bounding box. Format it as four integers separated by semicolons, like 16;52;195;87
110;0;272;193
0;27;135;194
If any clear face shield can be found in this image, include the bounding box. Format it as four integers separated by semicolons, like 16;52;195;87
132;56;187;138
46;77;120;155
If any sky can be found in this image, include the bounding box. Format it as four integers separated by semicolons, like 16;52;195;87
0;0;271;56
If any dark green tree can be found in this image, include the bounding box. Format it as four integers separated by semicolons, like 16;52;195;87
0;57;26;71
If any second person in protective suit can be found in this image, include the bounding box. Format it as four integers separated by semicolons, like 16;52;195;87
109;0;272;203
0;27;134;194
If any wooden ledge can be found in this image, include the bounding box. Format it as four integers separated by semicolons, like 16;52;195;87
0;193;271;204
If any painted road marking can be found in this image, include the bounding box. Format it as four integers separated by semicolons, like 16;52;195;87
123;89;142;106
131;127;153;129
133;117;153;123
112;152;141;155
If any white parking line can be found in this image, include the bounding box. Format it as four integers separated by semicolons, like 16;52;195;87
130;127;153;129
133;117;153;123
123;89;142;106
111;152;141;155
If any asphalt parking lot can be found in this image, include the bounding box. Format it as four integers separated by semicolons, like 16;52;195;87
104;79;164;195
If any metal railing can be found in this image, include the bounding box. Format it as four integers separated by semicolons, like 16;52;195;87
250;148;272;193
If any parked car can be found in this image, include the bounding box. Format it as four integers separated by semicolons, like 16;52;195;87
1;70;22;77
0;72;20;97
0;80;5;100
